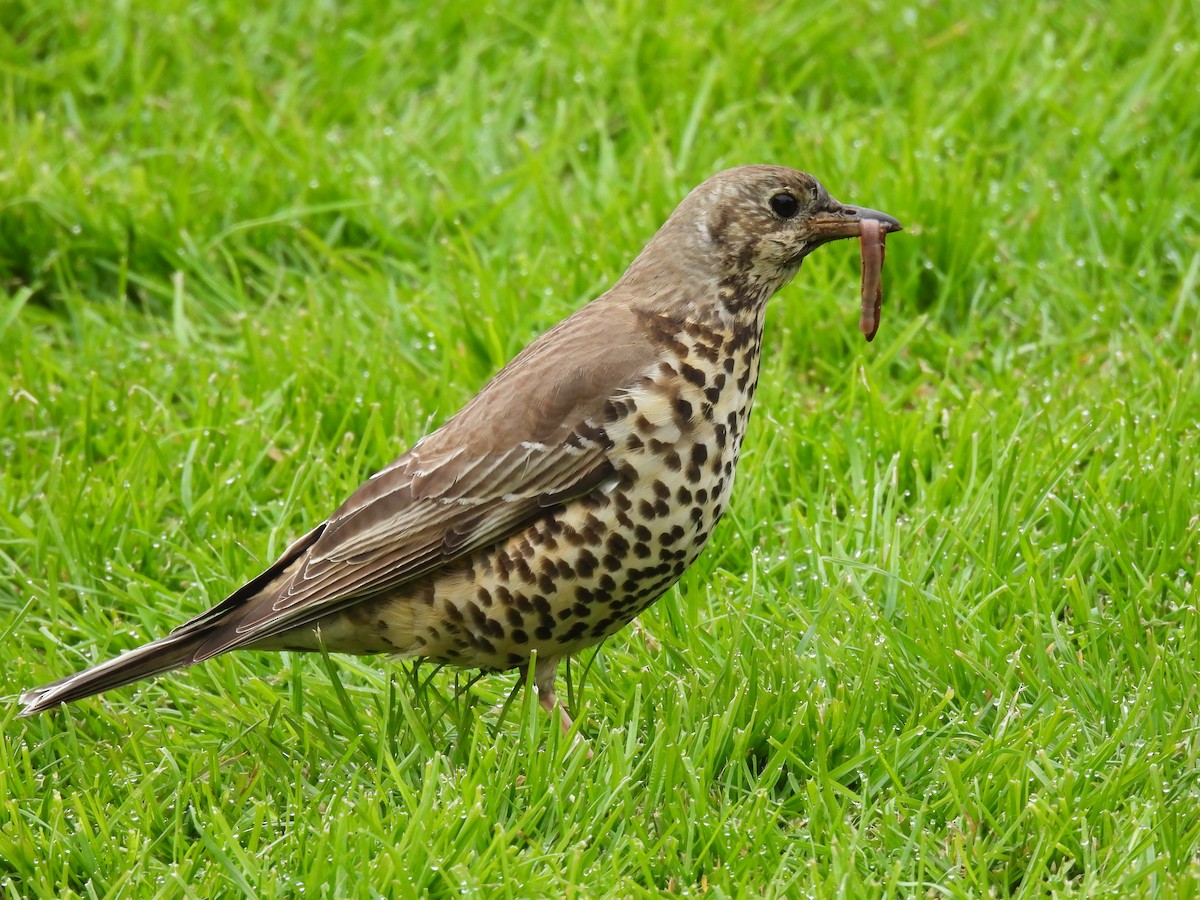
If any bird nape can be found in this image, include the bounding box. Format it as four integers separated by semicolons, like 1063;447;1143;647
20;165;902;729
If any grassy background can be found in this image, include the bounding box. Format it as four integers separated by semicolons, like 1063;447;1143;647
3;0;1199;895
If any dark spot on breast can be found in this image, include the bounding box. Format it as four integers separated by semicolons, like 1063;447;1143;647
679;363;706;388
535;625;554;640
676;485;693;503
664;450;682;471
660;525;686;546
590;618;615;638
515;556;535;584
444;602;464;622
607;533;630;556
576;549;599;577
579;515;603;544
506;607;524;627
512;629;529;644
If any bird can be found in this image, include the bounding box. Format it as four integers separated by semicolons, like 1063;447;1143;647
19;165;901;726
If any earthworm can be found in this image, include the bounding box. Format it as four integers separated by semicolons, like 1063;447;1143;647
859;219;886;342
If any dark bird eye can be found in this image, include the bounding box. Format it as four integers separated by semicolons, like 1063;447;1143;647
769;193;800;219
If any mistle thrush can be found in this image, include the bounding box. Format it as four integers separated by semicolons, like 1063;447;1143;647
20;165;902;726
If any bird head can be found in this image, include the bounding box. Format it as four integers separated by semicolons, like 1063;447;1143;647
696;165;902;304
623;165;902;321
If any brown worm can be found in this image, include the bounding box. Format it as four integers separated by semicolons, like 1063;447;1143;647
859;219;886;342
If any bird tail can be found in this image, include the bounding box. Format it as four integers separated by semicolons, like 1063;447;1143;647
18;523;328;717
18;632;207;717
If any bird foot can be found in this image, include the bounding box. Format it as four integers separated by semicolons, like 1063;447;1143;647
537;685;575;734
539;699;592;760
532;656;592;758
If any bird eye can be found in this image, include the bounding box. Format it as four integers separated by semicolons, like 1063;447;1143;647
769;193;800;219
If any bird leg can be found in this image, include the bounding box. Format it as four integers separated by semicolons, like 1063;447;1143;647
532;653;574;734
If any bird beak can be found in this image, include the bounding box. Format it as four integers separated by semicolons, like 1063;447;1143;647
807;203;903;244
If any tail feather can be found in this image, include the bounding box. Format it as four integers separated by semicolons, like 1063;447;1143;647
18;633;206;717
19;523;326;717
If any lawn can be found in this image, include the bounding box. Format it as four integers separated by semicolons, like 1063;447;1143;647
2;0;1199;896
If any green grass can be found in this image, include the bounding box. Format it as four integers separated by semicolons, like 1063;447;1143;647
3;0;1199;895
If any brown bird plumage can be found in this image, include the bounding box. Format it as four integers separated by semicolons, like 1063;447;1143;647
19;165;901;725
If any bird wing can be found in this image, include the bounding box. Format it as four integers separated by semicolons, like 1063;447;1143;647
180;298;658;659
